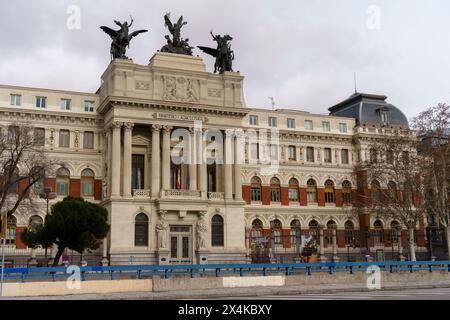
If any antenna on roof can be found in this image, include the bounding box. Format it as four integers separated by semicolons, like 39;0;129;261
268;97;275;110
354;72;358;94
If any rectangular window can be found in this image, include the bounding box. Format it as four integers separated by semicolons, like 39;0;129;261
10;94;21;106
249;115;258;126
60;99;71;110
34;128;45;146
306;147;315;162
250;143;259;160
59;130;70;148
270;189;280;202
270;144;278;160
36;97;46;108
339;123;348;133
288;146;296;160
268;117;277;127
81;179;93;197
83;131;94;149
341;149;349;164
132;155;145;190
251;188;261;201
56;180;69;196
322;121;331;131
84;101;95;112
289;188;299;201
304;120;313;130
324;148;332;163
287;118;295;129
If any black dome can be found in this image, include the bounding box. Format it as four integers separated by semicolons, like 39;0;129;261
328;93;408;127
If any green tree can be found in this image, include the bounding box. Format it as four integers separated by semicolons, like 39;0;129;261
21;197;109;267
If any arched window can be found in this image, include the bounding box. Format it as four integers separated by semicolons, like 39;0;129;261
56;168;70;196
342;180;352;204
288;178;299;202
251;219;263;238
81;169;94;197
251;177;262;201
307;179;317;204
211;215;224;247
1;216;17;245
388;181;397;203
31;166;45;195
270;178;281;202
134;213;149;247
345;221;355;245
290;220;301;246
373;220;384;245
271;219;282;244
371;180;381;204
326;220;337;245
28;215;43;231
390;221;401;244
309;220;319;238
324;180;335;203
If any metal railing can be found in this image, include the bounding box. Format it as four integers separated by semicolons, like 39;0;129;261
2;260;450;283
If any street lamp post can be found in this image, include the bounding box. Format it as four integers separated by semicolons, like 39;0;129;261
39;187;57;267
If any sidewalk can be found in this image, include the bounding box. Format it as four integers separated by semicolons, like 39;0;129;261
5;280;450;300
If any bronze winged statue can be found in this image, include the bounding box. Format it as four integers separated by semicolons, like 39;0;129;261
198;31;234;74
160;13;193;56
100;17;148;60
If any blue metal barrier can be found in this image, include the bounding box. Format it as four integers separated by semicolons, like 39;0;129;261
2;260;450;283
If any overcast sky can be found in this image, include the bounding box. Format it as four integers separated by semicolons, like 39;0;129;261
0;0;449;119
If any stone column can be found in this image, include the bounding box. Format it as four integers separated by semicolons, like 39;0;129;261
189;128;197;191
111;122;122;197
101;238;109;266
332;228;340;262
162;126;172;192
224;129;234;200
105;130;112;198
151;125;161;197
234;131;243;201
319;225;327;262
199;129;207;198
123;122;134;197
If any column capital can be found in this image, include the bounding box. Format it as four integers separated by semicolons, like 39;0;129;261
124;122;135;130
158;210;168;218
225;129;235;138
111;121;123;130
152;124;162;132
162;125;173;134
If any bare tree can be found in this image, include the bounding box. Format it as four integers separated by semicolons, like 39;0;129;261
412;103;450;259
0;123;57;221
360;129;426;261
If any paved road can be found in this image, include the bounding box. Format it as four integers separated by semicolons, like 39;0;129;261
210;288;450;300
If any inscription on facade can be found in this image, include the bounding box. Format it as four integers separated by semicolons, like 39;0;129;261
155;113;208;122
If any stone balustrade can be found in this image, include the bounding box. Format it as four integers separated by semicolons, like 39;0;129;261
208;192;224;200
132;189;151;198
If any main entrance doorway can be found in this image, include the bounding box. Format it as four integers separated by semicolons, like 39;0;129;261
169;226;193;264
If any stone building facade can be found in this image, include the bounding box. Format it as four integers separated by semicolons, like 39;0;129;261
0;52;427;266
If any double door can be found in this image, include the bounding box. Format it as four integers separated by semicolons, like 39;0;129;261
170;226;193;264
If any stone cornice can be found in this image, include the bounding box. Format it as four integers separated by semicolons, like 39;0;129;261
0;107;103;127
98;96;249;118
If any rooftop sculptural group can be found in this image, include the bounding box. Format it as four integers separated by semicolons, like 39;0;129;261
100;13;235;74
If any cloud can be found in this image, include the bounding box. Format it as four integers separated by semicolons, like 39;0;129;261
0;0;449;118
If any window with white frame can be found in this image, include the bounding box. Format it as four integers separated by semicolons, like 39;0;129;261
249;115;258;125
83;131;94;149
84;101;95;112
270;144;278;160
36;96;46;108
59;130;70;148
341;149;349;164
306;147;314;162
322;121;330;131
287;118;295;129
250;143;259;160
268;117;277;127
10;94;21;106
60;99;71;110
304;120;313;130
324;148;332;163
339;123;348;133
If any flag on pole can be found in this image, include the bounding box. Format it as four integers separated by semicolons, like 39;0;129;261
0;208;6;240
